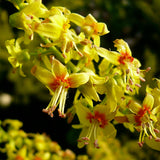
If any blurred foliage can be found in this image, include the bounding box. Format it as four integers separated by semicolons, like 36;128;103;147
1;119;160;160
0;119;76;160
0;0;160;159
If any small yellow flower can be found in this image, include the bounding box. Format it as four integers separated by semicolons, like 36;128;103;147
73;100;116;148
31;58;89;117
97;39;145;94
5;37;30;76
127;94;160;147
69;13;109;46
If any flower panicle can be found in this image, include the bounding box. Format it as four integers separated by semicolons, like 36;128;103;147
5;0;160;150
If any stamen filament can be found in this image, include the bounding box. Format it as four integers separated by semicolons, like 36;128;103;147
47;85;63;110
59;88;68;117
86;123;95;140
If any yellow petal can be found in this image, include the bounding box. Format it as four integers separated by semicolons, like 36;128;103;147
68;13;84;26
128;100;142;114
75;101;91;126
113;39;132;56
31;65;54;85
142;93;154;110
51;58;68;78
33;22;62;41
68;73;89;88
102;123;117;139
96;47;120;65
96;22;110;35
79;81;100;102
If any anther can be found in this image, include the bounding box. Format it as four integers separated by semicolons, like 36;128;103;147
94;140;100;149
129;88;133;92
62;53;67;58
42;109;48;114
146;67;151;72
121;97;125;100
82;137;89;141
154;129;160;133
155;138;160;142
140;77;146;82
135;83;141;88
138;142;144;147
126;85;130;91
129;78;133;85
50;113;54;118
84;142;89;145
137;68;140;74
126;69;130;74
77;51;83;57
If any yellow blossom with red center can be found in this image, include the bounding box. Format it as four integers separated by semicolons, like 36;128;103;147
118;52;134;65
31;58;89;117
97;39;145;94
68;13;109;46
73;101;116;148
134;104;151;126
126;94;160;147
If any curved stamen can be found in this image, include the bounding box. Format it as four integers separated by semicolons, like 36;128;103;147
58;88;68;117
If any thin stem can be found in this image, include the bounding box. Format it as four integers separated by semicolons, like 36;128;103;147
39;35;79;73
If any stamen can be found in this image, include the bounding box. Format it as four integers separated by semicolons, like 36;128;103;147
126;85;130;91
58;109;66;118
140;77;146;82
58;88;68;117
82;137;89;141
155;138;160;142
62;53;67;58
135;83;141;88
121;97;125;100
148;122;157;138
129;88;133;92
138;142;143;147
73;43;83;57
137;68;140;74
146;67;151;72
126;69;130;74
42;109;48;114
93;121;98;141
129;78;133;85
86;123;95;140
154;128;160;133
84;142;89;145
126;85;133;92
94;139;100;149
52;86;63;106
48;108;54;117
149;135;152;139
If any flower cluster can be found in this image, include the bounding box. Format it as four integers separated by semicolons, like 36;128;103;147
5;0;160;149
0;119;76;160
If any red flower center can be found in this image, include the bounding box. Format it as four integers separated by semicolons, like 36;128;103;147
135;105;151;126
49;76;71;91
15;156;24;160
87;111;108;128
118;52;134;65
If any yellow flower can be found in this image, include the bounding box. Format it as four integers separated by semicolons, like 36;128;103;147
127;94;160;147
31;58;89;117
97;39;145;94
5;37;30;76
9;0;49;42
68;13;109;46
73;100;116;148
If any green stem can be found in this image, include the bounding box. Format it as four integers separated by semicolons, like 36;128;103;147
39;35;79;73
